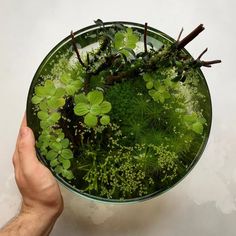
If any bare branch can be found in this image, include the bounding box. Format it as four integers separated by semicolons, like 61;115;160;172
201;60;222;67
70;31;86;67
197;48;208;60
176;24;205;50
144;23;148;53
176;27;184;42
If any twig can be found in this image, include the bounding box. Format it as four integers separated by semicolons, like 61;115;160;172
200;60;222;67
176;24;205;50
144;23;148;53
70;31;86;67
176;27;184;42
197;48;208;60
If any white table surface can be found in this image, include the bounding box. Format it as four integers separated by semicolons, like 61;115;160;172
0;0;235;235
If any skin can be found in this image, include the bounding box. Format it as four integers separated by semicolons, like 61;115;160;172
0;115;63;236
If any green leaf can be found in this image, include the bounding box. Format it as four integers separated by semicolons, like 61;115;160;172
49;112;61;122
87;90;103;105
54;165;63;174
61;159;71;169
90;104;101;115
184;113;198;123
46;150;58;160
32;95;43;104
72;80;83;89
126;28;139;49
114;32;124;49
153;80;161;90
37;111;48;120
58;155;64;163
61;138;69;148
50;159;59;167
146;81;153;89
60;73;71;84
50;142;62;152
74;103;90;116
54;88;65;98
35;86;46;97
62;169;74;180
114;28;139;53
74;94;87;104
56;131;65;141
192;122;204;134
148;89;156;97
39;101;48;111
44;80;56;96
100;115;110;125
47;97;65;109
143;73;153;82
84;113;98;127
100;101;112;114
199;117;207;124
61;149;73;159
40;120;50;129
65;85;75;96
120;48;136;57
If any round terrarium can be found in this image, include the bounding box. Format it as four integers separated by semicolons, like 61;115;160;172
26;20;220;203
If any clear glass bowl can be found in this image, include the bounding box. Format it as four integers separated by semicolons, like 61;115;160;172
26;21;212;203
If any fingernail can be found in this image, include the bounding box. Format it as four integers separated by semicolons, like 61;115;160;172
20;127;29;137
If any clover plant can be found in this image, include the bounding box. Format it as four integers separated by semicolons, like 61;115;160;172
30;20;220;199
74;90;111;127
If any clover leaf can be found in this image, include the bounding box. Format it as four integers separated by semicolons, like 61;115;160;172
74;90;112;127
84;113;98;127
60;73;83;96
54;165;74;180
183;113;206;134
32;80;65;110
44;137;74;180
100;115;110;125
143;73;154;89
143;73;172;103
37;111;61;129
114;27;139;57
87;90;104;105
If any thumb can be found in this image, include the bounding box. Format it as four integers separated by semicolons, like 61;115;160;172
18;126;39;169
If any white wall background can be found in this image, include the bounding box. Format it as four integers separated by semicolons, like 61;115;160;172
0;0;235;235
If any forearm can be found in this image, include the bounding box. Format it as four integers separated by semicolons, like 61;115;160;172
0;209;57;236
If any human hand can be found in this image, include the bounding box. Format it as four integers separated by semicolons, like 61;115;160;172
13;115;63;223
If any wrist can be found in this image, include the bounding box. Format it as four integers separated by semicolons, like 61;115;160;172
13;205;59;236
20;203;62;222
0;205;58;236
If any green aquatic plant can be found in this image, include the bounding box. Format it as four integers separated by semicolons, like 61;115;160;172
37;111;61;129
134;144;180;183
113;27;139;57
74;90;112;127
183;112;206;134
82;144;154;199
60;72;83;96
32;80;65;110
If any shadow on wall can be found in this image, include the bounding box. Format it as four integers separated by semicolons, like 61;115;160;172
52;186;178;236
